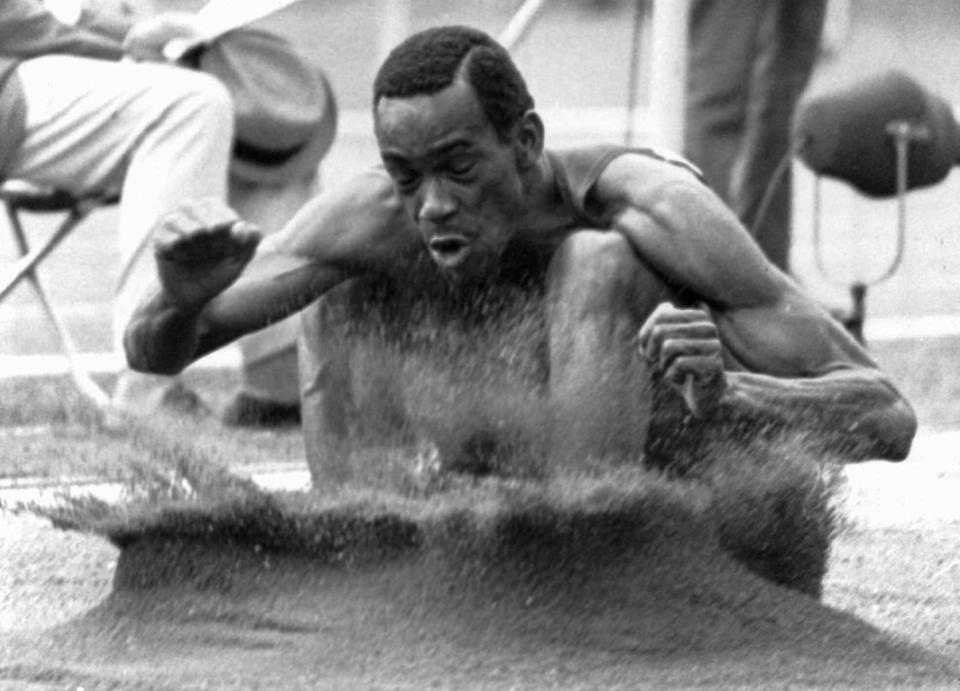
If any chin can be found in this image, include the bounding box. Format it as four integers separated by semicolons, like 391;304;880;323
439;265;482;288
439;258;497;289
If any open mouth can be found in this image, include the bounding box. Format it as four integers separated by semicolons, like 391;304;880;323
428;235;471;269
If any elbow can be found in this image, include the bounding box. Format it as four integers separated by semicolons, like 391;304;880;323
129;356;185;378
125;348;185;378
829;375;917;463
122;326;188;377
879;396;918;461
859;393;918;462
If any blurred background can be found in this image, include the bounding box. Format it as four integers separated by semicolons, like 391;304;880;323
3;0;960;362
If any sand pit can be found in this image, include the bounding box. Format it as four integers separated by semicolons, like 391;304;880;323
4;463;960;690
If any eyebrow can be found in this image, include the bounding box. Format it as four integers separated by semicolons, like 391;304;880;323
431;140;473;157
381;139;474;165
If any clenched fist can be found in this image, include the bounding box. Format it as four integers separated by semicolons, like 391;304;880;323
637;302;726;418
153;197;262;312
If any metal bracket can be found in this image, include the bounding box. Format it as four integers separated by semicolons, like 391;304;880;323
811;119;928;343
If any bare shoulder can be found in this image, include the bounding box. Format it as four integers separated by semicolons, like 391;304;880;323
591;149;790;308
268;167;418;269
591;147;747;254
592;149;710;212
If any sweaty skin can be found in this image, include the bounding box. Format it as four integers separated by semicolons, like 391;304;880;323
125;77;917;471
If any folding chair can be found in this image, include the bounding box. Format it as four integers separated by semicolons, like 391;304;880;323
0;180;118;408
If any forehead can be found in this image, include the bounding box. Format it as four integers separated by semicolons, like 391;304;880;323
374;78;496;156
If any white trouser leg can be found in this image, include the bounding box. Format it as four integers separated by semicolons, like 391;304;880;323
10;55;234;411
229;173;318;405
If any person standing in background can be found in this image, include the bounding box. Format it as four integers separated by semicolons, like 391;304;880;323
683;0;827;272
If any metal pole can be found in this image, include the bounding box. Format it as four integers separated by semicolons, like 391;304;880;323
377;0;412;62
624;0;649;146
499;0;550;52
647;0;690;151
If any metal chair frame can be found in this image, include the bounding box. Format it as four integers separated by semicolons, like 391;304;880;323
0;181;116;408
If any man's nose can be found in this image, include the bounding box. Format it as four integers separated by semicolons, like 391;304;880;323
417;177;457;224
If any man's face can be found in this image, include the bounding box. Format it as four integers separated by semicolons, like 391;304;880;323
374;78;528;284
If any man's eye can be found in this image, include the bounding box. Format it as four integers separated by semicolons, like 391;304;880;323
447;159;475;178
391;170;420;192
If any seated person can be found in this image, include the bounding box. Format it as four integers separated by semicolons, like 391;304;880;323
123;26;917;485
1;0;234;415
89;0;340;426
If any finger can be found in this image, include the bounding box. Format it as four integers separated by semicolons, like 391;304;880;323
658;335;722;372
658;307;711;323
637;302;715;357
662;353;725;388
152;203;208;240
681;374;700;418
180;196;240;231
154;198;237;239
637;302;677;349
154;220;223;258
188;221;262;260
154;224;194;261
156;224;249;264
153;200;250;256
230;221;263;254
642;320;718;367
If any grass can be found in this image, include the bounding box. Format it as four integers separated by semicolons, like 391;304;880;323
0;369;304;480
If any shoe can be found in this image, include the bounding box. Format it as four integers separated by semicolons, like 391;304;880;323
159;381;211;417
110;371;209;416
222;392;301;428
105;374;208;431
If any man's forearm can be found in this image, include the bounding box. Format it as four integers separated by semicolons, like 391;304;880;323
123;289;206;375
124;296;251;375
123;283;255;376
122;266;310;375
722;368;917;461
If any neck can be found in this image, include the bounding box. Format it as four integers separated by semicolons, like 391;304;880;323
517;151;571;231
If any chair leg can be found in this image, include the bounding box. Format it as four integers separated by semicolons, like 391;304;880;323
26;269;111;408
2;202;111;409
1;205;82;300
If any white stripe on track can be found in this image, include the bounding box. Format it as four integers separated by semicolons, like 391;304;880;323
0;346;241;379
1;431;957;526
864;314;960;342
2;314;959;380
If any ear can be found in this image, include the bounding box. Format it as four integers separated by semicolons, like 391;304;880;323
513;110;544;171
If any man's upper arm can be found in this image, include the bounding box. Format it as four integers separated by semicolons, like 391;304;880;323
594;152;876;377
201;169;412;336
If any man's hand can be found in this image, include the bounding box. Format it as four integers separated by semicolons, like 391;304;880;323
153;198;262;313
637;302;726;418
123;11;204;62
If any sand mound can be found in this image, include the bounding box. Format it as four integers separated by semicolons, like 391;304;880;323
12;467;955;689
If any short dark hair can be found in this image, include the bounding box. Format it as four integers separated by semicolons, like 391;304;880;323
373;25;535;140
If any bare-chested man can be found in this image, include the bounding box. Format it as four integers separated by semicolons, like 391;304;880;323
125;26;916;486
